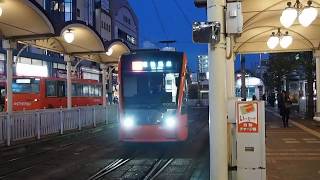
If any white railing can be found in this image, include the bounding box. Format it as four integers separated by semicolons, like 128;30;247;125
0;105;119;146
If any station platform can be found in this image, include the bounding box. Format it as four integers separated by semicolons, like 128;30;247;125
266;108;320;180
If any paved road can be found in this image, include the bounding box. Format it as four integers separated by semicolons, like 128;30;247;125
0;107;209;180
266;110;320;180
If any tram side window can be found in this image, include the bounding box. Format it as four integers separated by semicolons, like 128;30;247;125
89;85;95;96
57;81;66;97
97;85;102;96
76;84;83;96
83;85;89;96
72;83;77;96
46;80;57;96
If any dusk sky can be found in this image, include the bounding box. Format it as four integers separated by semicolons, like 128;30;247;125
128;0;268;72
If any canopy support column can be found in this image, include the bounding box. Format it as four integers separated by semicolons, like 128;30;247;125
207;0;228;180
3;40;17;114
107;66;115;104
314;50;320;122
65;55;73;109
100;64;108;107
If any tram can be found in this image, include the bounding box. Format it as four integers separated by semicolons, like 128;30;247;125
118;50;188;142
6;77;103;111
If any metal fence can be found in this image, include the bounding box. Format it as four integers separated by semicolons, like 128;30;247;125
0;105;119;146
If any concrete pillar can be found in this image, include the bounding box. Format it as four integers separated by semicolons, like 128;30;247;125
64;55;72;109
207;0;228;180
226;52;236;98
314;50;320;121
3;40;17;114
100;64;107;107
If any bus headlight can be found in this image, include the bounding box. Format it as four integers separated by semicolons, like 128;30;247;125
164;117;176;129
123;117;135;129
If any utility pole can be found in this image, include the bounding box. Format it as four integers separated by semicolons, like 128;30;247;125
207;0;228;180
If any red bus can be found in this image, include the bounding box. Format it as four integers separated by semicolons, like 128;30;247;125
6;77;103;111
118;50;188;142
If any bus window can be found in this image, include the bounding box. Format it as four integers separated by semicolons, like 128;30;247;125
57;81;66;97
13;78;40;93
46;80;57;97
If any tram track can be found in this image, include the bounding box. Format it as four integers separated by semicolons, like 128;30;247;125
87;112;208;180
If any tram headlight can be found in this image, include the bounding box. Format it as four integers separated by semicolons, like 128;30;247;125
164;116;176;129
123;116;135;129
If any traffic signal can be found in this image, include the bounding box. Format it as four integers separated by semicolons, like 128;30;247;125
194;0;207;8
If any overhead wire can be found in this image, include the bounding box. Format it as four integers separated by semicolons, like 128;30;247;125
151;0;169;41
172;0;193;27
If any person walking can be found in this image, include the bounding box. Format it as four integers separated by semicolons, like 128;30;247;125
280;91;292;128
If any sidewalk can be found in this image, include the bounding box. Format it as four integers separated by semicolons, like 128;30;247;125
265;108;320;180
266;106;320;134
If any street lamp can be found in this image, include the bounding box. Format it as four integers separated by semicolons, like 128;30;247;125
267;29;293;49
63;29;75;43
106;47;113;56
280;32;293;48
280;2;297;28
267;32;279;49
298;1;318;27
280;0;318;28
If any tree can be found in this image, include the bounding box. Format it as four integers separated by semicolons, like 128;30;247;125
264;52;299;92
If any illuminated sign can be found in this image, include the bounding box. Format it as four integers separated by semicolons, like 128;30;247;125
131;60;173;72
16;79;31;84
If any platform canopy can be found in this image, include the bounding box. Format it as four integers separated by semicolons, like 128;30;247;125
235;0;320;53
23;21;130;64
0;0;55;39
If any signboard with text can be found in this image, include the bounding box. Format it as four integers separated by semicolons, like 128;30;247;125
237;102;259;133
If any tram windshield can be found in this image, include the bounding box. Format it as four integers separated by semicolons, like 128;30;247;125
12;78;40;93
123;72;180;108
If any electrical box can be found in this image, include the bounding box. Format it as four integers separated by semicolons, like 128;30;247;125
226;2;243;34
236;101;266;180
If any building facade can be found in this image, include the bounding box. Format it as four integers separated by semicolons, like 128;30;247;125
110;0;139;49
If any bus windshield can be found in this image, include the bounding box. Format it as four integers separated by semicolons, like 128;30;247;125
123;72;180;108
12;78;40;93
